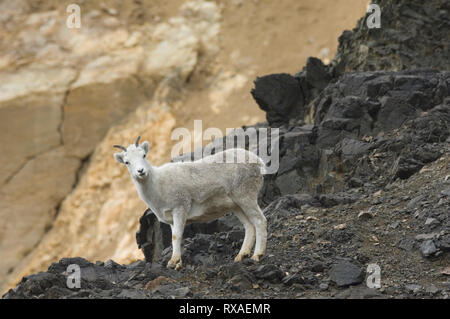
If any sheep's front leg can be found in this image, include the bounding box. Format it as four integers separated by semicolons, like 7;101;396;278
167;208;186;270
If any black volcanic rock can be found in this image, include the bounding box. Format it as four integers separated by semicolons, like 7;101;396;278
334;0;450;73
251;73;305;127
329;260;364;287
305;57;332;90
257;70;449;204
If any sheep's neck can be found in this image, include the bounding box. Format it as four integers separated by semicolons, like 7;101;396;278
133;165;160;212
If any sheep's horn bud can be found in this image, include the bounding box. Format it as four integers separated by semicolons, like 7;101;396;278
135;136;141;147
113;145;127;152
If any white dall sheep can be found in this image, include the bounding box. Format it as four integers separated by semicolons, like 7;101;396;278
113;136;267;269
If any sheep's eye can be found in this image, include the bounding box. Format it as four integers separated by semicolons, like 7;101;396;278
143;154;146;158
125;161;130;165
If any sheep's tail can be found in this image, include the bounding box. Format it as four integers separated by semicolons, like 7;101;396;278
234;148;268;175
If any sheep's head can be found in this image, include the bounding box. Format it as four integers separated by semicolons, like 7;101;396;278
113;136;150;181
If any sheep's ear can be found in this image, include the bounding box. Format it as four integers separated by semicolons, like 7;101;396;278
114;152;125;164
141;141;150;154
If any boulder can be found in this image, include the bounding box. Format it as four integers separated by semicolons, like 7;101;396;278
329;260;364;287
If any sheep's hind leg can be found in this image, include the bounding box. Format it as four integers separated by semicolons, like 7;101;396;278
249;207;267;262
233;208;256;262
234;200;267;262
167;208;186;270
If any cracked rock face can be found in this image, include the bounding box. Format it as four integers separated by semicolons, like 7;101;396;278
0;0;221;293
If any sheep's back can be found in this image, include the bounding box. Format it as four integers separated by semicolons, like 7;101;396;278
158;148;264;202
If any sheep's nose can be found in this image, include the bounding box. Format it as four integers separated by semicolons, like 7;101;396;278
137;168;144;174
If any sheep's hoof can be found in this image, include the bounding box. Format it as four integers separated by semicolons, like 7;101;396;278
174;262;182;271
167;257;182;270
234;252;250;262
250;254;262;262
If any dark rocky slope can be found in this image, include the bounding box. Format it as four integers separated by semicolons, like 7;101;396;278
4;153;449;299
3;0;450;299
256;70;449;203
334;0;450;73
